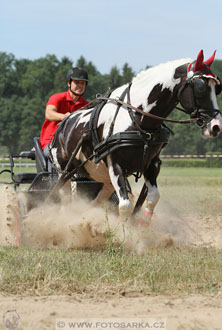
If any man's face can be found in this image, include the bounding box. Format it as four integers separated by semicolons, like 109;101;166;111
69;79;86;96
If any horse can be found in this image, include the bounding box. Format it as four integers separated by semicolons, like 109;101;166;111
49;50;222;226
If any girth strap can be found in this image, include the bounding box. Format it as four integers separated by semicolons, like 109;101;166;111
89;90;112;148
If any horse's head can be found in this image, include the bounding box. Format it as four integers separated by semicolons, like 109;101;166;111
178;50;222;137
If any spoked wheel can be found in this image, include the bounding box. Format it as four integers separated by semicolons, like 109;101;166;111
0;186;21;247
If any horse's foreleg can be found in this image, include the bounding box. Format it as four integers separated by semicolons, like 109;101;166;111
142;157;161;225
107;157;132;221
145;180;160;217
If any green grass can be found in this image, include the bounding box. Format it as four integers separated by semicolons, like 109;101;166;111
161;167;222;215
1;166;222;297
0;246;221;297
160;166;222;178
130;166;222;216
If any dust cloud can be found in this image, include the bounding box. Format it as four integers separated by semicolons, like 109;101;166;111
21;196;177;253
0;186;221;251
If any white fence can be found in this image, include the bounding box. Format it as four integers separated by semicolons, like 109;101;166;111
0;157;35;168
160;154;222;158
1;155;222;168
0;163;34;167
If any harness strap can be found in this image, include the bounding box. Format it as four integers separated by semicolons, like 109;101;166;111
133;183;148;215
62;132;89;175
96;95;196;124
89;90;112;148
107;86;131;138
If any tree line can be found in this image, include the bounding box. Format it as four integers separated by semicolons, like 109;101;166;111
0;51;222;155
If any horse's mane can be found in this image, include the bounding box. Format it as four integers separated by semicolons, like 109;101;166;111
133;58;193;83
85;58;193;105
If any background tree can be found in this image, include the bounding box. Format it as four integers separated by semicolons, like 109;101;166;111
108;66;122;89
121;63;135;84
20;55;59;99
0;53;16;97
0;51;222;155
53;56;73;94
0;96;22;153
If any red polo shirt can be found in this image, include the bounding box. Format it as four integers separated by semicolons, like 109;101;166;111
40;90;88;149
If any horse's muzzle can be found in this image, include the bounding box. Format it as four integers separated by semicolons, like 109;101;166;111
202;115;222;137
211;125;221;137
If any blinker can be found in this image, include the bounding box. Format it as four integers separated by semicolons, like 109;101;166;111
215;79;222;95
192;77;221;97
193;79;206;98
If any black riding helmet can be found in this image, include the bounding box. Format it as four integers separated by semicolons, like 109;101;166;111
66;67;88;85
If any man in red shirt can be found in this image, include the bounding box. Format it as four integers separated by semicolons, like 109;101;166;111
40;67;89;170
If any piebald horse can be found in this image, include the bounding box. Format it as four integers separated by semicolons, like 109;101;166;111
49;50;222;225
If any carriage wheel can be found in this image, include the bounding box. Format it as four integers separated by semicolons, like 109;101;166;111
0;186;21;247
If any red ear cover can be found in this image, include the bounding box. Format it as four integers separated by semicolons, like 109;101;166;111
204;50;216;67
188;50;217;73
193;49;204;72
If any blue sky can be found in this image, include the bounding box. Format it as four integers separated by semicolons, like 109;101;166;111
1;0;222;74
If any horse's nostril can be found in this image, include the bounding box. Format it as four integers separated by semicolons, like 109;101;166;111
212;125;220;137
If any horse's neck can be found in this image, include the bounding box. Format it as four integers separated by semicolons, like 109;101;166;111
129;60;189;113
128;63;188;129
106;60;189;132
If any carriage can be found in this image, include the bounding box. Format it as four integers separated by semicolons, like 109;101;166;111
0;49;221;248
0;137;107;215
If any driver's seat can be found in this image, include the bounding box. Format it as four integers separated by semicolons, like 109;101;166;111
33;137;47;172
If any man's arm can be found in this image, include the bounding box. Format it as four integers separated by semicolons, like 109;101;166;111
45;104;70;121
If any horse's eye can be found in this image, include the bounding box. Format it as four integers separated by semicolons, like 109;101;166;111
193;79;207;98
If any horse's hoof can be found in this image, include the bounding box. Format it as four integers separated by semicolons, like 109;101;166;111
138;208;153;228
144;208;153;218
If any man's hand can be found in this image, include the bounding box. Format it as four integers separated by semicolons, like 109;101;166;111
63;112;71;118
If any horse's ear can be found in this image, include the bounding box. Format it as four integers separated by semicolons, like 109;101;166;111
204;50;216;67
193;49;204;72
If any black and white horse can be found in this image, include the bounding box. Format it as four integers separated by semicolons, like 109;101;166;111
50;50;222;225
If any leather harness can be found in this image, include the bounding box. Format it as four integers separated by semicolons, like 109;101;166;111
88;84;171;165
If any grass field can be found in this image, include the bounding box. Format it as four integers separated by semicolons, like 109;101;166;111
157;167;222;216
0;166;222;297
0;246;221;297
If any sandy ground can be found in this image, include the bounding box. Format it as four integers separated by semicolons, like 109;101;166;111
0;186;222;329
0;293;222;330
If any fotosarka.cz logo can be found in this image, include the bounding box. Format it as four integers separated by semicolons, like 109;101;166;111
3;310;20;329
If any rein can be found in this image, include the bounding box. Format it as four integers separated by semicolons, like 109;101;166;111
96;95;197;125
